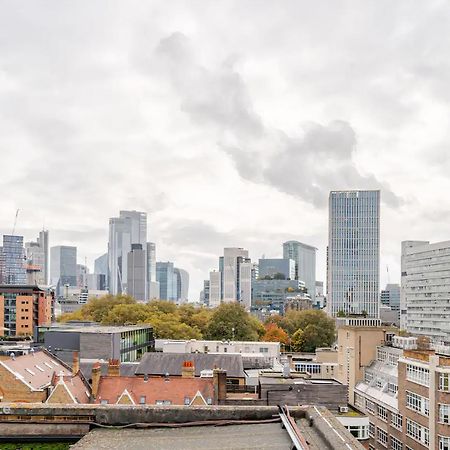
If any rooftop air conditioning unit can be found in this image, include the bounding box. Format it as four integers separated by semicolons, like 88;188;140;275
339;406;349;413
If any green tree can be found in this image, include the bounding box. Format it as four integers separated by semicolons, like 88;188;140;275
279;310;335;351
102;303;149;325
291;328;303;351
206;303;262;341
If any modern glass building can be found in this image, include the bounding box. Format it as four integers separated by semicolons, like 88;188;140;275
156;261;176;301
0;235;27;285
327;190;380;318
108;210;147;295
50;245;77;296
258;258;296;280
282;241;317;298
174;267;189;302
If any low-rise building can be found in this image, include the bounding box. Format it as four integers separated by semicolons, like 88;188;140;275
156;338;280;367
135;352;245;385
0;285;53;337
37;322;154;364
93;360;223;406
0;349;90;403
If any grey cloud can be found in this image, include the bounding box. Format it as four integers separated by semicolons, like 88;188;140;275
153;33;402;208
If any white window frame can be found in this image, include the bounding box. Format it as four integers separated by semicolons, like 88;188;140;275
439;436;450;450
440;373;450;391
406;364;430;387
439;404;450;424
390;435;402;450
391;412;402;430
377;427;388;447
406;418;429;446
377;405;388;422
406;390;429;416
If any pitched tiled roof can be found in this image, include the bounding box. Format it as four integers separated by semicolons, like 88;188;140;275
48;372;91;404
96;376;215;405
0;349;72;390
135;353;244;378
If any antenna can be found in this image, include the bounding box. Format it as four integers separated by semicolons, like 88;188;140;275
11;209;19;236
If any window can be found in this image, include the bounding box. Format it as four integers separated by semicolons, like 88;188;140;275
406;418;429;446
139;396;146;404
346;424;368;440
406;391;429;416
391;436;402;450
354;393;364;409
365;372;373;383
388;383;398;394
155;400;172;405
377;405;388;422
366;399;375;414
377;427;388;447
440;373;450;391
391;412;402;430
100;399;108;404
406;364;429;387
377;348;387;362
369;421;375;438
439;404;450;424
259;347;269;353
440;436;450;450
184;397;190;405
376;379;384;389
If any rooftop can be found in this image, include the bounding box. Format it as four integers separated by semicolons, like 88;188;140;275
42;324;152;334
135;352;245;378
96;376;215;406
0;349;72;390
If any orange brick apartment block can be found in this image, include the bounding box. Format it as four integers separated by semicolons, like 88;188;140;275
0;285;53;337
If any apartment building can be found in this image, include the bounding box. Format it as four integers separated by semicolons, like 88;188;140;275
353;336;450;449
0;285;53;337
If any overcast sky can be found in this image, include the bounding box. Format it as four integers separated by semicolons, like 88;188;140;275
1;1;450;299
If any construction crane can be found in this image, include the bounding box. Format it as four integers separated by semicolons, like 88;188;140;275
11;209;19;236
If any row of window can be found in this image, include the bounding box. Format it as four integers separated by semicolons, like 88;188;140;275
406;418;429;446
406;364;430;387
406;390;429;416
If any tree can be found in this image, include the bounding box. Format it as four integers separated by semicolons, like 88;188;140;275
102;303;148;325
206;303;261;341
278;310;335;352
291;328;303;351
262;323;289;344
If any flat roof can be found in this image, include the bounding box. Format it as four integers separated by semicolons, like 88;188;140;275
44;324;152;334
72;423;294;449
259;377;341;386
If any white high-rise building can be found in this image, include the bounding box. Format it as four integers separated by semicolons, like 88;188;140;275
327;190;380;318
108;210;147;295
209;270;222;308
25;230;49;285
146;242;159;300
222;247;251;306
282;241;316;297
401;240;450;339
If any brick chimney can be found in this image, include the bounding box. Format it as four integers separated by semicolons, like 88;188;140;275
72;351;80;375
181;360;195;378
91;362;101;399
213;368;227;404
107;359;120;377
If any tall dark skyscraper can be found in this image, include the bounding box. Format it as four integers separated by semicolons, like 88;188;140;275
50;245;77;296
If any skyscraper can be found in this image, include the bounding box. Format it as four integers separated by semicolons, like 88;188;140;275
0;235;27;285
50;246;77;296
146;242;159;300
127;244;146;301
174;267;189;303
282;241;317;298
156;262;176;301
108;210;147;295
94;253;108;281
25;230;49;285
209;270;222;307
258;258;296;280
222;247;252;308
327;190;380;318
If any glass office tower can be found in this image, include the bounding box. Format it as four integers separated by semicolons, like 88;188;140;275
0;235;27;285
327;190;380;318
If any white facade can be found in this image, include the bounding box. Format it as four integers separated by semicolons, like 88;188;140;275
283;241;317;298
401;240;450;339
222;247;249;301
209;270;222;307
146;242;159;299
156;338;281;361
327;190;380;318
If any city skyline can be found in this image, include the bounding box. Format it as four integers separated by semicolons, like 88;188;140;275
3;1;450;297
